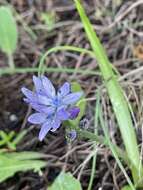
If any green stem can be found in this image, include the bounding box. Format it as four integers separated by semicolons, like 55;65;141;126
87;147;96;190
0;67;99;76
87;90;100;190
8;54;15;71
38;45;119;76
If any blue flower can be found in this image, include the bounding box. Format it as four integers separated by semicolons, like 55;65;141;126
21;75;83;141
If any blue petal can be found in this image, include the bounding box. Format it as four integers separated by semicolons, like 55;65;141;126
57;82;70;97
57;108;69;121
62;92;83;105
30;103;55;114
21;87;37;102
33;75;44;94
37;94;53;106
28;113;47;124
57;107;80;121
39;120;51;141
41;76;56;98
50;117;61;132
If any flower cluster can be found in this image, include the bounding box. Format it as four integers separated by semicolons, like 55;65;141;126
21;75;83;141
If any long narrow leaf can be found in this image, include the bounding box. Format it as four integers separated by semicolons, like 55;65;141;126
74;0;142;184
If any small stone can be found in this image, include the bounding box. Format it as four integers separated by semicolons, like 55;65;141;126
9;114;18;122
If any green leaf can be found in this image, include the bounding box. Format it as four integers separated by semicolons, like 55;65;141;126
74;0;142;185
4;151;45;160
0;6;18;55
121;185;132;190
0;152;46;182
48;172;82;190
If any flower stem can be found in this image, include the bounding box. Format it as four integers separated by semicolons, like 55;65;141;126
8;54;15;71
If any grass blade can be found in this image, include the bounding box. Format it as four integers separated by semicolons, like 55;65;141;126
99;106;135;190
87;90;100;190
74;0;142;184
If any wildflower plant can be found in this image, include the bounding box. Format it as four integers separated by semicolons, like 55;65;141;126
22;75;83;141
0;0;142;189
37;1;143;189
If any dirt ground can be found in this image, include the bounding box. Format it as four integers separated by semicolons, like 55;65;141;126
0;0;143;189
